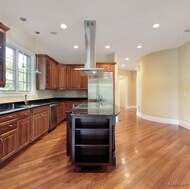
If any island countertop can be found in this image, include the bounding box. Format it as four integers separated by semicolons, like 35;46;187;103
67;102;120;116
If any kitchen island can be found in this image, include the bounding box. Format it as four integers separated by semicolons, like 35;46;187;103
66;102;120;167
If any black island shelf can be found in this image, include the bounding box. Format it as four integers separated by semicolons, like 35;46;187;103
66;103;120;167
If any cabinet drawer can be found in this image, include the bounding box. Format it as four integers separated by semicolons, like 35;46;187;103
0;112;18;122
32;105;49;115
18;109;30;119
0;120;17;135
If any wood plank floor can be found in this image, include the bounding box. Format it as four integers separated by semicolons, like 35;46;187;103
1;108;190;189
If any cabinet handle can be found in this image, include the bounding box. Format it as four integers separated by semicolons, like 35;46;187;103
9;116;13;118
0;138;3;144
24;113;27;115
9;124;13;127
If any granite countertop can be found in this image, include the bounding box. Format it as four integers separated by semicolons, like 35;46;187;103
68;102;120;116
0;97;87;115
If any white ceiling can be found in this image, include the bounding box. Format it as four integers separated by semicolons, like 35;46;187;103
0;0;190;70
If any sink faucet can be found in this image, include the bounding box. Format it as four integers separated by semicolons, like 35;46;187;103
99;95;103;105
24;94;29;106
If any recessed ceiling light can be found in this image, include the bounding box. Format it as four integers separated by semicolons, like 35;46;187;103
51;31;57;35
105;46;110;49
184;29;190;32
60;24;67;29
125;58;129;60
137;45;142;49
122;64;125;67
153;23;160;28
74;45;78;49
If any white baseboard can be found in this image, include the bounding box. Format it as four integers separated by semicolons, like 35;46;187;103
136;111;190;130
178;120;190;130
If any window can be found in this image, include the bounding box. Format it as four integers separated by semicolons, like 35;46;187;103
0;41;34;93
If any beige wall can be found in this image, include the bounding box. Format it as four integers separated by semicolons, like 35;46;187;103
137;48;179;119
179;42;190;123
118;69;136;107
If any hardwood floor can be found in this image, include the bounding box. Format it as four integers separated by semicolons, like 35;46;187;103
1;108;190;189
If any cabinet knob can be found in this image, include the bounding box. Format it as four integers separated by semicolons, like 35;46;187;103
9;124;13;127
9;116;13;118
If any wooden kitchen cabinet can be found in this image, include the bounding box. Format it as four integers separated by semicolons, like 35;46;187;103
96;62;115;72
67;65;88;90
57;101;67;124
58;64;67;90
0;112;18;163
0;22;10;87
17;109;31;151
31;105;49;142
36;54;58;90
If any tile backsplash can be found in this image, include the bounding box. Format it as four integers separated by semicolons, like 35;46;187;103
0;90;87;104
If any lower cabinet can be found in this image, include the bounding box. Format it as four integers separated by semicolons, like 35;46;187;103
0;113;18;163
57;101;67;124
71;115;116;166
17;110;31;151
0;129;17;163
31;106;49;142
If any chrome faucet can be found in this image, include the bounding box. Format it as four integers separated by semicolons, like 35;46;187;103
99;95;103;105
24;94;29;106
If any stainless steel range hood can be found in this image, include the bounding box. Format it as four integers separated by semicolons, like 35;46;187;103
75;20;103;76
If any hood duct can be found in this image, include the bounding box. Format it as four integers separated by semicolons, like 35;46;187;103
75;20;103;76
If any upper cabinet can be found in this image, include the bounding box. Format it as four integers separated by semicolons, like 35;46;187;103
58;64;67;90
0;23;10;87
67;65;88;90
96;62;115;73
36;54;58;90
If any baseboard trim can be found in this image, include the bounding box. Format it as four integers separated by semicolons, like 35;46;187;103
136;111;190;130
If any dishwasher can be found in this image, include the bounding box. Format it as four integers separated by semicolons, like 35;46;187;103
49;104;57;131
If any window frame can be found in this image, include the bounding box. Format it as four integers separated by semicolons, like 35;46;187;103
0;39;35;97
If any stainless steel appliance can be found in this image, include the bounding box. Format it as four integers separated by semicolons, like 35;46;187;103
49;104;57;131
88;72;113;104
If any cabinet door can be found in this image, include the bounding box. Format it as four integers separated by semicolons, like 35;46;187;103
51;61;58;90
67;65;88;90
41;110;49;134
17;117;30;151
0;23;9;87
58;64;67;90
0;129;17;163
45;58;51;89
96;63;115;72
32;114;42;141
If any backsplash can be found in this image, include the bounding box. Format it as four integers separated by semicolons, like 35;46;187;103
0;90;87;104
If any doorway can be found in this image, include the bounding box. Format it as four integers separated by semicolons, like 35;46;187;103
119;75;128;108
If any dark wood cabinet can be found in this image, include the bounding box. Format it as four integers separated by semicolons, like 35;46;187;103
0;23;10;87
36;54;58;90
70;115;116;166
67;65;88;90
58;64;67;90
96;62;115;72
17;110;31;151
57;101;67;124
0;112;18;163
31;106;49;142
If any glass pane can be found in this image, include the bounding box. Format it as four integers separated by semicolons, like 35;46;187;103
5;80;15;91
